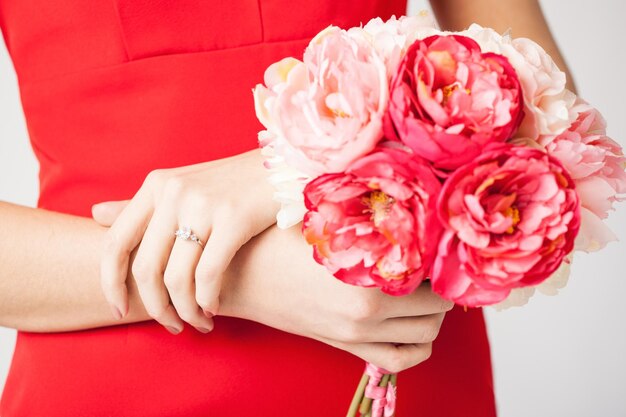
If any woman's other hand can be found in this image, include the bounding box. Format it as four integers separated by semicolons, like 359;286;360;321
93;149;279;334
219;224;454;373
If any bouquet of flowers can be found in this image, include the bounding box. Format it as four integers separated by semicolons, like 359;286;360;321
253;13;626;417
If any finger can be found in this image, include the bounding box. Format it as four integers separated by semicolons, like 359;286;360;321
132;205;185;333
358;313;446;344
100;190;152;319
164;230;214;333
380;281;454;318
195;221;244;316
92;200;130;227
326;339;433;374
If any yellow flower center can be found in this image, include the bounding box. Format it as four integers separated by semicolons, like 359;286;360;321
442;83;471;106
542;235;564;255
362;190;395;227
330;108;349;118
503;206;521;234
375;260;406;281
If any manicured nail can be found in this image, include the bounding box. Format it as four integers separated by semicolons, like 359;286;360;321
195;326;212;334
111;305;123;320
165;325;183;335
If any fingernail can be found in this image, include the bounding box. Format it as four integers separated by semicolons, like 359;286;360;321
111;305;123;320
165;325;183;335
203;309;214;319
195;326;212;334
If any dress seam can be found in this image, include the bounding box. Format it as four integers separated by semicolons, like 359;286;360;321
17;35;312;86
257;0;265;41
110;0;131;62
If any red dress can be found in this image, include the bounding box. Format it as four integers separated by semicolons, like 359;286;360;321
0;1;496;416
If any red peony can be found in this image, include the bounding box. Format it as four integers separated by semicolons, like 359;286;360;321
432;144;581;306
384;35;524;173
302;147;442;296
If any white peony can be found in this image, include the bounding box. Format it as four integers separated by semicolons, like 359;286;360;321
259;133;310;229
348;13;440;78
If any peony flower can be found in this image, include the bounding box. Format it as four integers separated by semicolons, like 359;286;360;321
540;105;626;251
302;147;443;296
254;57;303;133
348;13;440;78
384;34;524;172
432;144;581;307
461;24;577;139
256;26;388;178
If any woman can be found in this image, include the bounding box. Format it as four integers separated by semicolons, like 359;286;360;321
0;0;574;415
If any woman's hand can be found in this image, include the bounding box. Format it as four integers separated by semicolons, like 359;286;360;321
219;224;454;373
94;149;280;334
95;190;450;372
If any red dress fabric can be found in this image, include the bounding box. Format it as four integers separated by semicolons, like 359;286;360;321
0;1;497;416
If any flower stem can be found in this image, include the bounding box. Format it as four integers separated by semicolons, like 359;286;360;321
346;373;370;417
389;373;398;417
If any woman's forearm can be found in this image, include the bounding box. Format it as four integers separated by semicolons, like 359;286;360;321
0;201;149;331
0;200;290;333
430;0;577;92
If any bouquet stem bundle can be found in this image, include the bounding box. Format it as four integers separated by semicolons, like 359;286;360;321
346;364;398;417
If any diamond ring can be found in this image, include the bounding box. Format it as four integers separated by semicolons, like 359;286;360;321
174;226;204;248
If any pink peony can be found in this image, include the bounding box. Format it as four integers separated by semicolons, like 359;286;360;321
432;144;581;306
384;34;524;172
302;147;443;296
540;106;626;251
257;26;388;177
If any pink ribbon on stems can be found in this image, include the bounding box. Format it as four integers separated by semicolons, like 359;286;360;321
364;363;397;417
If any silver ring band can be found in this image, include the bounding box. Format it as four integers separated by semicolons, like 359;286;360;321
174;227;204;248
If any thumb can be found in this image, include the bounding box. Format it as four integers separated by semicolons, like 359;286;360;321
92;200;130;227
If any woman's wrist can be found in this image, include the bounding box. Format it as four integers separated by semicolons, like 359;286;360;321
243;148;281;227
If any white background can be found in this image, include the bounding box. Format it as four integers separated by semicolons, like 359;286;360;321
1;1;625;415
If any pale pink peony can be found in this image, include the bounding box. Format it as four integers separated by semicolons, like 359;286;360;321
540;106;626;251
432;144;581;307
257;26;388;177
254;57;303;134
302;147;443;296
253;27;390;226
461;24;577;139
384;34;524;172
